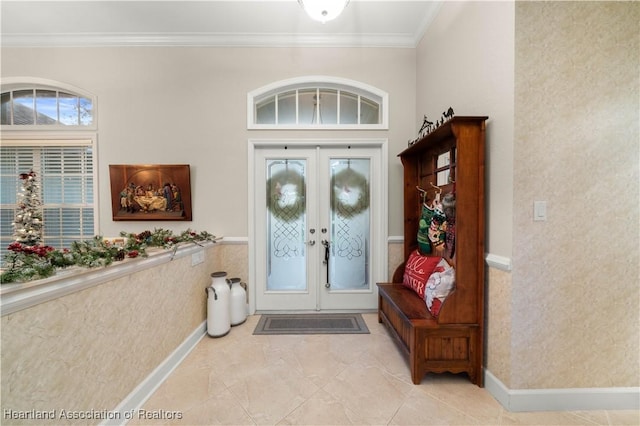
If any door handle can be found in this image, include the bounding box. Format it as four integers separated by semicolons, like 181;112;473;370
321;240;330;288
321;239;330;261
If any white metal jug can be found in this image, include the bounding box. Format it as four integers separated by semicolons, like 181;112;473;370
228;277;247;326
206;271;230;337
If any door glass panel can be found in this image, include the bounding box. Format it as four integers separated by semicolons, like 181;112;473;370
329;158;370;290
266;159;307;291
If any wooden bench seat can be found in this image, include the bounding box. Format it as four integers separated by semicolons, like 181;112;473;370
377;283;482;386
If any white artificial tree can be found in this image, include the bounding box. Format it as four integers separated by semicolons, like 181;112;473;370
12;170;44;246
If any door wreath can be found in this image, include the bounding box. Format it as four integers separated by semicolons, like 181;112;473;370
331;168;370;218
266;169;306;222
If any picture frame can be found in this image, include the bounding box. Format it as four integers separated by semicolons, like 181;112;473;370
109;164;192;221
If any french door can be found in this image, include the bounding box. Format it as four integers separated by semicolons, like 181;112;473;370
251;141;386;312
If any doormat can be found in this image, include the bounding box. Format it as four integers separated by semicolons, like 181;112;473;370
253;313;370;335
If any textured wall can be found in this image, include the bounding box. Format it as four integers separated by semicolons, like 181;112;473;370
387;241;404;281
485;267;512;387
513;1;639;389
217;241;248;293
1;245;219;424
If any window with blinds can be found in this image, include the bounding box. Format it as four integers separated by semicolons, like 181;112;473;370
1;80;97;261
0;141;95;258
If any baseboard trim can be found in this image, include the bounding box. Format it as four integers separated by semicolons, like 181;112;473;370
101;321;207;426
485;253;512;271
485;370;640;412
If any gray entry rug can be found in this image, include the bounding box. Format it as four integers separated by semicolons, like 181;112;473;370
253;313;370;335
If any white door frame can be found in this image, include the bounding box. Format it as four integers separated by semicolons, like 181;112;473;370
248;138;388;314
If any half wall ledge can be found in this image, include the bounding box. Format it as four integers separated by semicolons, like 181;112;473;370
0;240;220;316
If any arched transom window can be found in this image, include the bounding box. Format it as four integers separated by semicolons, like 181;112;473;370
1;80;94;127
248;76;388;130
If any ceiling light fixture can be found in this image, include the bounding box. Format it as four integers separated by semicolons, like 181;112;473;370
298;0;350;24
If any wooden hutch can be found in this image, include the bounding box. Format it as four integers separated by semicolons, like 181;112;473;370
377;116;487;386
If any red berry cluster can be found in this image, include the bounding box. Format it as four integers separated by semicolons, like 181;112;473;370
7;242;54;257
18;170;37;180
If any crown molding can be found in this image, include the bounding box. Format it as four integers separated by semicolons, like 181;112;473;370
1;32;419;48
412;0;442;46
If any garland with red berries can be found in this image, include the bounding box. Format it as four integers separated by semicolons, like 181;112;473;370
0;228;217;284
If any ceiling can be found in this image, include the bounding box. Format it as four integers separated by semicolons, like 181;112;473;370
1;1;442;48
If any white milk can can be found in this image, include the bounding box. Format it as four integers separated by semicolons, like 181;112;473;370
228;277;247;326
206;271;230;337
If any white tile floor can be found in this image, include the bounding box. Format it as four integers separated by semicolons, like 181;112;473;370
132;314;639;425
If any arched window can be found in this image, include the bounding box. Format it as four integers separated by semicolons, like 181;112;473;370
248;76;388;130
1;79;94;127
0;79;97;257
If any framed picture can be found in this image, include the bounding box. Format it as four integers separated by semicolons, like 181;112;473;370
109;164;192;221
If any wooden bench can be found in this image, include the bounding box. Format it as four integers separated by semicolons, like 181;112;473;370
377;278;482;386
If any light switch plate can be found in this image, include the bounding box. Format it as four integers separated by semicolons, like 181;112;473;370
534;201;547;221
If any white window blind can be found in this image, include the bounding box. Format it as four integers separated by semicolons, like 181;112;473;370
0;140;95;258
